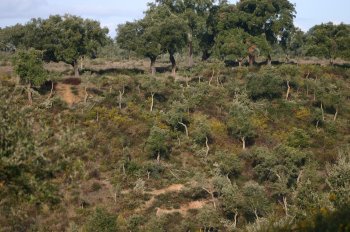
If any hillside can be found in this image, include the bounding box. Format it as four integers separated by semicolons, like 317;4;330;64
1;57;350;231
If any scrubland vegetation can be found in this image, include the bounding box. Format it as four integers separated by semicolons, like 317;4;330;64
1;0;350;231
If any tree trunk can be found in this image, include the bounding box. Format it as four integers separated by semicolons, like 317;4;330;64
315;120;320;132
241;137;246;150
205;136;210;157
178;122;188;137
122;163;126;175
157;152;160;163
209;69;214;86
202;50;210;61
202;188;216;209
285;54;290;63
333;107;338;121
73;61;79;77
238;59;243;67
254;209;259;222
282;196;288;216
150;92;155;112
305;70;310;79
188;39;194;67
80;56;84;70
169;53;176;77
267;54;272;66
27;83;32;105
313;90;316;101
119;86;125;109
150;57;156;75
248;54;255;67
47;81;54;100
185;75;190;87
321;103;325;121
297;170;303;184
114;192;117;203
216;71;221;86
137;85;141;95
286;80;291;100
233;211;238;228
84;86;88;103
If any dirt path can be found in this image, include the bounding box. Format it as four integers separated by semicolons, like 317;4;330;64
121;182;210;215
156;200;210;217
134;184;185;212
134;183;210;215
55;83;79;106
148;184;184;195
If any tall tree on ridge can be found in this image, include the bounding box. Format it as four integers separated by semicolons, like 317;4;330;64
155;0;214;67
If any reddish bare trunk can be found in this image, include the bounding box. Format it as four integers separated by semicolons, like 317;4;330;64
248;54;255;67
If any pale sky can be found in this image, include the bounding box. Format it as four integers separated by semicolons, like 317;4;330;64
0;0;349;37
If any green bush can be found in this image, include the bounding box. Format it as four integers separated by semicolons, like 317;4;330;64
215;151;243;179
91;182;102;192
247;73;284;100
13;48;47;87
287;128;311;148
85;208;118;232
145;126;171;160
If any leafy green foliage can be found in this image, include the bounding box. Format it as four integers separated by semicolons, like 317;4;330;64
287;128;311;148
242;181;271;219
235;0;296;44
191;114;211;145
117;19;162;72
13;48;47;86
6;15;109;75
214;28;249;63
215;151;243;178
227;99;256;147
0;99;60;230
0;104;37;198
305;23;350;60
326;147;350;208
165;101;189;131
1;3;350;231
146;126;171;160
247;73;284;100
85;208;118;232
285;27;305;57
296;206;350;232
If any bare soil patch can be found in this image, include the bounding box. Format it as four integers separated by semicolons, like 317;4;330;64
156;200;210;217
55;82;83;106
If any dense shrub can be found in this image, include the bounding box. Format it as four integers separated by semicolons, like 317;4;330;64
247;73;284;100
145;126;171;160
85;208;118;232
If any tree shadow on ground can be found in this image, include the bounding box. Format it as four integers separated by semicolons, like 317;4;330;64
156;65;172;73
83;67;145;76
